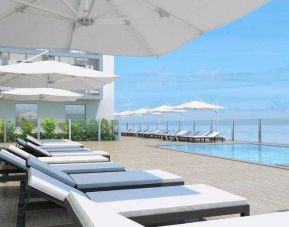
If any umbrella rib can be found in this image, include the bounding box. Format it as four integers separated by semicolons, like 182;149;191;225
0;0;39;24
137;0;204;34
60;0;81;18
67;1;82;49
106;0;159;56
11;0;77;21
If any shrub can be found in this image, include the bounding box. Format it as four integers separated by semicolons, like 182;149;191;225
0;120;3;142
41;118;57;139
6;120;17;142
71;120;87;141
85;120;98;141
57;121;69;139
101;119;115;141
20;118;35;137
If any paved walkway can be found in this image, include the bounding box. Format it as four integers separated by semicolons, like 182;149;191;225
0;137;289;226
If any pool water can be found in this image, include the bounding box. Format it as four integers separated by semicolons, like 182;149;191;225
159;144;289;166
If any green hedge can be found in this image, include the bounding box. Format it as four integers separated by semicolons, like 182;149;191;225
0;118;117;142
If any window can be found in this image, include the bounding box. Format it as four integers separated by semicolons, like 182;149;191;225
15;104;38;127
65;105;86;121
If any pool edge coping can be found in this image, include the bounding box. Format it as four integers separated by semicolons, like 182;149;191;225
151;143;289;171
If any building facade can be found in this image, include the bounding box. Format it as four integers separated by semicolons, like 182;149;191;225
0;48;115;125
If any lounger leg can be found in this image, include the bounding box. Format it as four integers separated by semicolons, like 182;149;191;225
241;205;250;216
16;181;26;227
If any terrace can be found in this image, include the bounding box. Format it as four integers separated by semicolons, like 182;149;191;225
1;137;288;226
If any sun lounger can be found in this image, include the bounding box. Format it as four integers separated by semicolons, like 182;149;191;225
8;145;108;164
26;135;84;148
26;169;249;226
185;131;210;142
152;129;168;139
0;149;124;182
121;129;134;136
129;129;141;136
65;191;286;227
178;131;200;142
2;148;183;191
143;129;161;138
27;155;184;191
191;132;224;142
16;138;110;160
169;130;191;141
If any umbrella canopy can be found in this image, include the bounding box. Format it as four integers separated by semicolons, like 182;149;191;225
0;61;119;90
149;105;186;114
0;0;268;56
0;88;82;102
114;110;135;117
132;108;151;116
173;100;223;111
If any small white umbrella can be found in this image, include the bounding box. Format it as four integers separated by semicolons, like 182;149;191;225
149;105;186;114
0;0;269;56
0;88;82;102
132;108;151;116
149;105;186;130
174;100;223;132
173;100;223;111
0;61;119;90
115;110;135;117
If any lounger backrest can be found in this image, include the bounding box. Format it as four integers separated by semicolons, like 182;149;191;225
28;168;84;202
199;131;210;136
26;135;42;146
26;142;51;157
0;149;28;171
207;132;221;137
8;145;31;159
16;138;27;147
65;192;143;227
27;156;76;187
177;131;188;136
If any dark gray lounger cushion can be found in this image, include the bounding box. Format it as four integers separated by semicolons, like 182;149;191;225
26;135;42;146
27;156;76;187
65;192;143;227
52;162;125;174
26;142;51;157
28;168;85;202
70;169;183;190
0;149;28;171
16;138;27;147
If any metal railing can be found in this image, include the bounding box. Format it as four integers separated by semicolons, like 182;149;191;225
120;118;289;145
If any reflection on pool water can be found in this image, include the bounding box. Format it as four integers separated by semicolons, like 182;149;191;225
159;143;289;166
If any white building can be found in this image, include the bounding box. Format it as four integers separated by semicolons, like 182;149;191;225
0;48;115;125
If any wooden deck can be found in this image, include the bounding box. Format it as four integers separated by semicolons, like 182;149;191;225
1;137;289;226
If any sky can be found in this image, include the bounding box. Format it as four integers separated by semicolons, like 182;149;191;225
114;0;289;120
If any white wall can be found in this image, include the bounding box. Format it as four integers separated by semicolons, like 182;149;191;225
96;55;115;120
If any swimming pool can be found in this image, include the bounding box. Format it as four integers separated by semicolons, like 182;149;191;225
159;144;289;166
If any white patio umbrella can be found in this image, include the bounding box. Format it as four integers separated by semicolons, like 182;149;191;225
149;105;186;130
0;61;119;90
173;100;223;111
132;108;151;116
114;110;135;117
149;105;186;114
0;88;82;102
0;0;268;56
174;100;224;131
